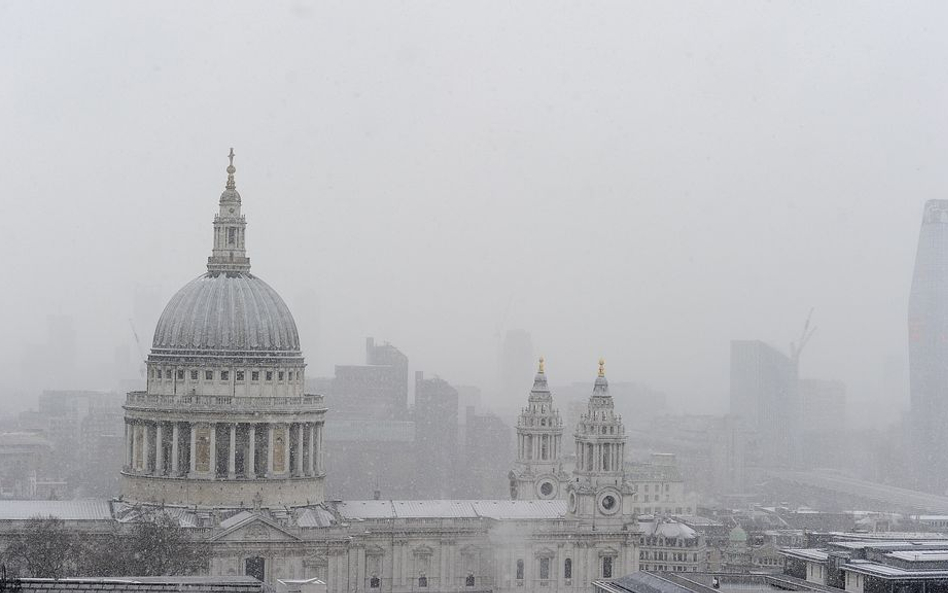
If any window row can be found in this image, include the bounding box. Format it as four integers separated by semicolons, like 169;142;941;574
633;506;693;517
369;574;477;589
639;536;698;547
513;556;614;581
151;368;302;383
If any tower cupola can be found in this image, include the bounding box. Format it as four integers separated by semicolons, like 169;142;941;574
509;357;569;500
208;148;251;274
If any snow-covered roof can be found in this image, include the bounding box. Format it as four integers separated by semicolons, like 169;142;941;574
639;519;697;539
781;548;830;562
843;560;948;579
887;550;948;562
0;500;113;521
472;500;567;520
333;500;567;521
297;506;336;528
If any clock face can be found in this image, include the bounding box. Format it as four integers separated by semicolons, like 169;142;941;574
598;490;620;515
229;207;235;214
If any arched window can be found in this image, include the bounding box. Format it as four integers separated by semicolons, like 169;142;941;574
466;574;475;587
516;559;524;580
564;558;572;580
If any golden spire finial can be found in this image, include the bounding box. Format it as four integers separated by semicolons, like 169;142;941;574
598;357;605;377
538;356;545;374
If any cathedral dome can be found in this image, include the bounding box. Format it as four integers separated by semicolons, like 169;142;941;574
151;272;300;356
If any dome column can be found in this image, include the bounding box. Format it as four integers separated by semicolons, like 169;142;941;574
266;424;275;477
171;422;180;476
208;422;217;479
154;423;164;475
189;423;197;475
283;423;291;476
228;423;237;479
248;424;257;478
295;423;304;476
125;420;133;470
141;422;151;474
317;424;324;474
307;423;315;476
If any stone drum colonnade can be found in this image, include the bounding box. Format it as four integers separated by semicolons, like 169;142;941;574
125;419;325;479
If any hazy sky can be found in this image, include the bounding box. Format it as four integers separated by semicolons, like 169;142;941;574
2;1;946;425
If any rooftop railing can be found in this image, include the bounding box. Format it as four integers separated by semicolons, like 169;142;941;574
125;391;324;411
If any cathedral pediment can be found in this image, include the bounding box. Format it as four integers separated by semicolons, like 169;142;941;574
212;514;302;543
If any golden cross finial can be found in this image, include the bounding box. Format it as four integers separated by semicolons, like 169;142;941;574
538;356;545;374
598;357;605;377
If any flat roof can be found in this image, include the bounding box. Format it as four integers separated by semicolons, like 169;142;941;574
843;561;948;580
0;500;113;521
782;548;830;562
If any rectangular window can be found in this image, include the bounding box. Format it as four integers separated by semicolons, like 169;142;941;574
266;371;273;381
156;369;162;379
279;371;285;381
228;227;236;245
191;370;198;381
205;370;213;380
602;557;613;579
564;559;572;580
236;370;245;381
221;371;230;381
516;560;524;580
252;371;259;381
539;558;550;580
176;369;185;380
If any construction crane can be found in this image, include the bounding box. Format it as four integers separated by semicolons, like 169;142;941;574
128;319;147;378
790;308;817;367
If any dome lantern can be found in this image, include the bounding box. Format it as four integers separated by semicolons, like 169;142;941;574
208;148;251;274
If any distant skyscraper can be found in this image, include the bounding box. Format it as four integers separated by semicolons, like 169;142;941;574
414;370;459;499
328;337;409;421
909;200;948;493
729;340;799;468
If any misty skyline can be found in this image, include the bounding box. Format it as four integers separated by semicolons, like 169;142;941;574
3;2;946;425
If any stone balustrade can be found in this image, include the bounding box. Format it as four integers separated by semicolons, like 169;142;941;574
125;391;324;411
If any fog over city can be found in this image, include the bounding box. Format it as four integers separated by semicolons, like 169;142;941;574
3;1;947;426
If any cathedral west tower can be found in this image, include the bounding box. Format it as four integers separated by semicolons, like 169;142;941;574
121;150;327;508
509;358;570;500
566;359;634;526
